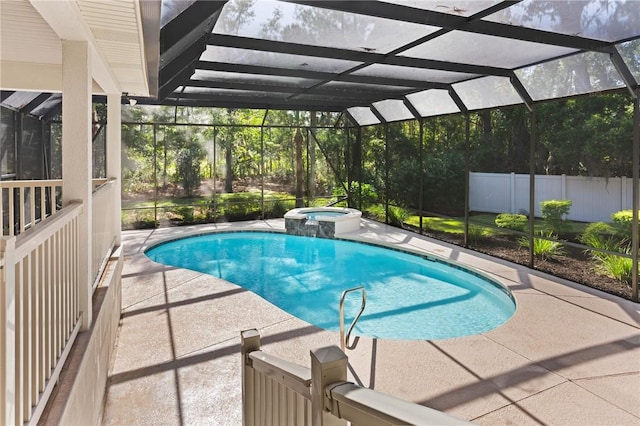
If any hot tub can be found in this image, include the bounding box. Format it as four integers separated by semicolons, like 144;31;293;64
284;207;362;238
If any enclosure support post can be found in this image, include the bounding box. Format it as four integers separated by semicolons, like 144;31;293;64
213;127;217;213
419;118;424;234
528;106;537;268
306;127;310;207
260;111;267;218
357;126;363;212
153;124;158;226
464;114;470;247
384;124;390;225
632;92;639;302
345;125;351;208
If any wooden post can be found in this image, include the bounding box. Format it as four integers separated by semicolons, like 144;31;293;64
0;237;16;426
62;40;92;330
241;329;261;426
106;94;122;247
310;346;348;426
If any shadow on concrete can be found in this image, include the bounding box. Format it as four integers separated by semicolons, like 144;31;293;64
418;337;639;423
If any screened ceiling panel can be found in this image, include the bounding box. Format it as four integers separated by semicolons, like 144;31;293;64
323;81;413;94
617;39;640;83
484;0;640;43
515;51;626;101
192;70;320;88
453;76;523;110
180;87;291;98
380;0;501;17
405;89;460;117
213;0;440;54
401;31;578;69
372;99;415;122
352;64;478;85
151;0;640;121
1;92;41;110
347;107;381;126
201;45;361;73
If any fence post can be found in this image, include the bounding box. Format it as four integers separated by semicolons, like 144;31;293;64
621;176;627;211
510;172;516;213
0;236;16;426
241;329;261;426
310;346;348;426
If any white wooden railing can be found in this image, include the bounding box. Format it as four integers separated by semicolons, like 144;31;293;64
1;201;83;426
241;330;471;426
92;179;117;288
0;180;63;236
0;179;107;237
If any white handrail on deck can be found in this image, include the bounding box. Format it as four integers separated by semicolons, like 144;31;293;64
1;201;84;426
91;179;117;288
0;180;63;237
240;329;472;426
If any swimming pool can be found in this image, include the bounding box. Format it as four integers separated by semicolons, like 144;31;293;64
146;231;516;340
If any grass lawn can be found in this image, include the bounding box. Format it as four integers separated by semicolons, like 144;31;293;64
405;213;590;236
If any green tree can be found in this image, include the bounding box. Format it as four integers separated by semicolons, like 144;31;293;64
175;138;206;197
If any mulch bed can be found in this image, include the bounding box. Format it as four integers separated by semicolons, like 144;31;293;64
410;228;633;301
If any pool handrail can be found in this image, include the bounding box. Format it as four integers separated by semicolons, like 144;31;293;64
339;286;366;351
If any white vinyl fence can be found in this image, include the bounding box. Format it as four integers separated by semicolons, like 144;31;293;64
470;172;635;223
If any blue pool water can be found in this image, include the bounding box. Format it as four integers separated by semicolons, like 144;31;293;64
305;211;347;220
146;232;516;340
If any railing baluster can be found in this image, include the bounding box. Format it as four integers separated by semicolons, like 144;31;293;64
44;237;52;381
29;187;36;231
23;255;32;422
19;187;26;234
15;260;24;425
40;186;46;223
9;188;15;236
0;187;4;234
37;243;46;392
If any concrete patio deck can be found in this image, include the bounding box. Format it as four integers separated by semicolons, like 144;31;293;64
102;219;639;425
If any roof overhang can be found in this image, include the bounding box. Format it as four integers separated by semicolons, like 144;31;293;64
0;0;160;97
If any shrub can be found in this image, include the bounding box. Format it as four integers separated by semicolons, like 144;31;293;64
540;199;572;234
495;213;528;232
333;181;378;208
611;209;633;239
596;253;632;284
467;225;487;244
175;206;195;223
579;222;617;246
388;205;411;227
582;230;632;284
518;231;566;261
